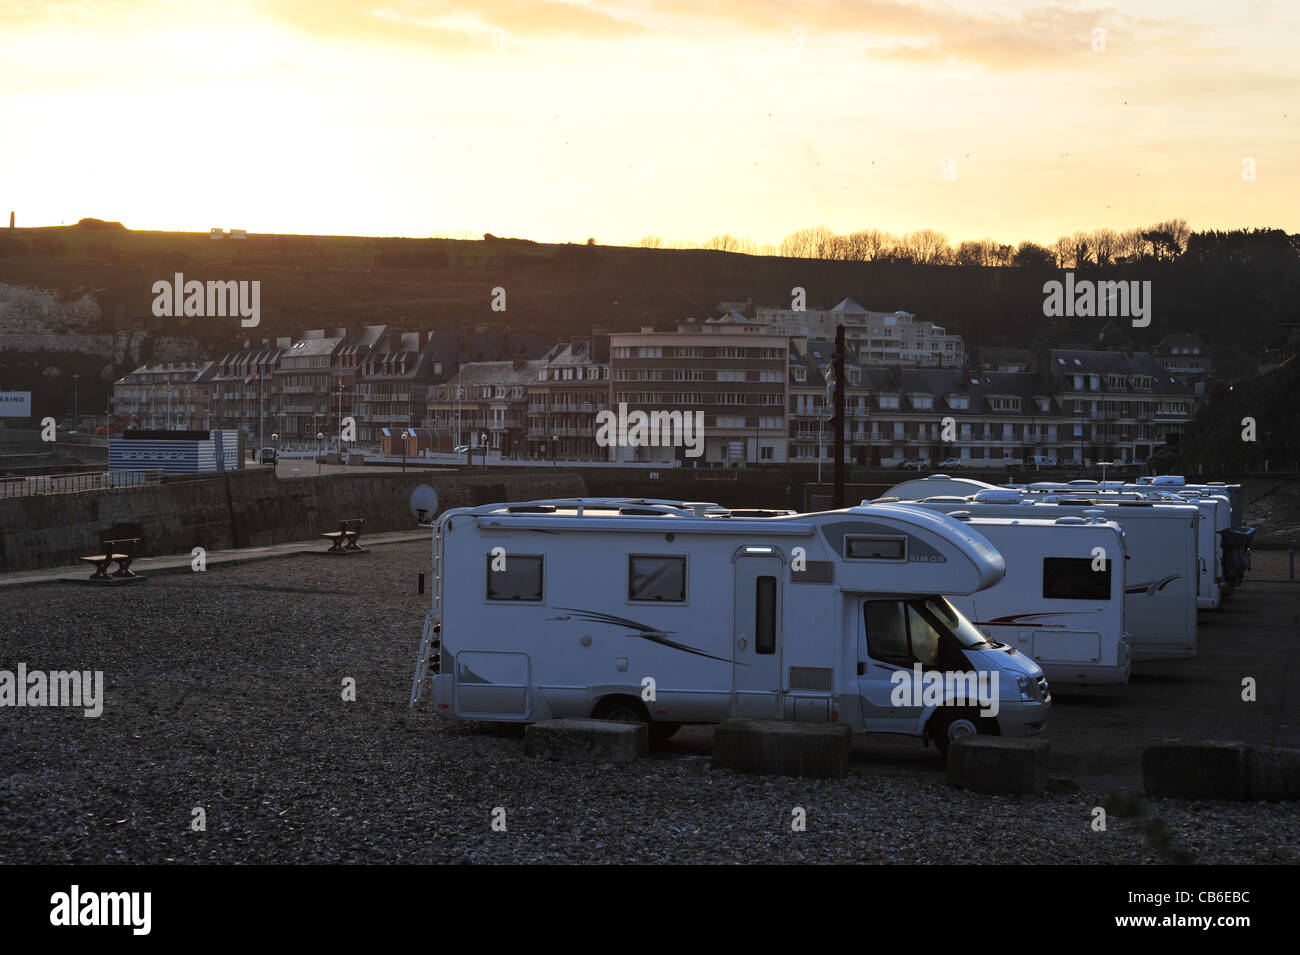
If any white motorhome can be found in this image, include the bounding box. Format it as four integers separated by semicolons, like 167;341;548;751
879;475;999;501
902;511;1131;686
410;498;1052;754
882;492;1198;662
1019;487;1229;610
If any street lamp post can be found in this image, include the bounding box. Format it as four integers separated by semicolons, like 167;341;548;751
316;432;324;475
551;432;558;466
401;430;408;473
337;381;346;454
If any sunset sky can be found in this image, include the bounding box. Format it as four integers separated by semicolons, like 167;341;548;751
2;0;1296;247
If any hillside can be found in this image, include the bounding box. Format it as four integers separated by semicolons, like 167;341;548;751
1;222;1298;422
1175;356;1300;472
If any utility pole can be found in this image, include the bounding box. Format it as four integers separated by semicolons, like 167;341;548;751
831;324;846;508
73;374;79;430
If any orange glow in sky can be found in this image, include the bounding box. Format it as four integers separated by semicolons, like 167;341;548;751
2;0;1296;247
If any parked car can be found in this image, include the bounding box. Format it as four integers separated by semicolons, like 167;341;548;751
937;457;962;469
898;458;929;470
259;447;278;465
454;445;471;454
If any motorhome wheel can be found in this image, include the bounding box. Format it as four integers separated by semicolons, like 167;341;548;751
931;708;992;756
593;697;679;744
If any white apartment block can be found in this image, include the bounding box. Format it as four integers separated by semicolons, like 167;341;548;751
753;297;964;367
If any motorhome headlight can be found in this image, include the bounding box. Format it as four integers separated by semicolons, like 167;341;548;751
1016;675;1037;701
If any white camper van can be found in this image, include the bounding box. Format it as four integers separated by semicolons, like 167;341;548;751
884;494;1198;662
911;512;1131;686
410;498;1052;754
1024;488;1228;610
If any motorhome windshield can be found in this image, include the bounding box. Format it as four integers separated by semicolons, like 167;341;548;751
921;597;994;649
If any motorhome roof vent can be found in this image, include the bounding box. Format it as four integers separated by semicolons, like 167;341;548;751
1055;516;1087;525
506;504;556;513
1083;508;1106;524
947;510;972;521
1068;480;1099;486
619;506;665;516
921;495;968;503
1152;475;1185;486
973;489;1022;503
926;473;951;480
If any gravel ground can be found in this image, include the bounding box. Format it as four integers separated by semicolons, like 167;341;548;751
1;542;1295;865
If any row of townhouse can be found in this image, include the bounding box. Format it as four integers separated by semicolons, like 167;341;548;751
430;322;1190;467
113;320;1195;468
113;324;545;448
786;340;1192;467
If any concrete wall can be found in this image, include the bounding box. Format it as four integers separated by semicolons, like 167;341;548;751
0;468;586;572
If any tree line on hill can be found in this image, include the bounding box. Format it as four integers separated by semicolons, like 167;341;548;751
637;220;1300;270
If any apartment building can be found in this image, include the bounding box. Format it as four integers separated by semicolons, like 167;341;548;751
755;297;964;367
1153;333;1214;397
1043;347;1193;465
111;361;217;431
609;323;789;465
426;359;542;457
788;338;1063;467
525;334;610;460
277;329;346;440
209;341;286;444
353;329;460;444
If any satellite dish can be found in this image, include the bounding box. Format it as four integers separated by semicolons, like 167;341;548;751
409;484;439;525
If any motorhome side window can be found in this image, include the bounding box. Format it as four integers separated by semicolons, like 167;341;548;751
845;535;906;561
628;555;686;602
486;554;544;601
1042;557;1111;600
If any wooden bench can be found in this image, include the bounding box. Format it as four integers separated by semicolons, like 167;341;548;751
322;518;365;553
79;537;141;580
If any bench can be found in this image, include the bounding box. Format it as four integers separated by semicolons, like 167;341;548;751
79;537;141;580
322;518;365;554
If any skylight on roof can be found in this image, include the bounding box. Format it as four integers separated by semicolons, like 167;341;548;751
1073;359;1081;366
970;378;979;384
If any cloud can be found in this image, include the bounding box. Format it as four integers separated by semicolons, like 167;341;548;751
648;0;1214;71
261;0;644;51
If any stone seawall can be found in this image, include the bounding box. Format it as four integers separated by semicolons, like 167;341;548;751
0;468;586;572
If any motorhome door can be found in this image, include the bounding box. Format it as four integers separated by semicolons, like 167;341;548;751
733;555;783;719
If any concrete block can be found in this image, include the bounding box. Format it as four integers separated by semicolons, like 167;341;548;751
1142;739;1246;800
711;719;852;779
947;736;1050;795
1242;745;1300;801
524;718;647;763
